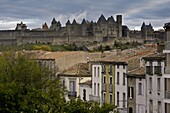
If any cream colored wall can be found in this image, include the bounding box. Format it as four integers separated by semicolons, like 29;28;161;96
60;76;91;101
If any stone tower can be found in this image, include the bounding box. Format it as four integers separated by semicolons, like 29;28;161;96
81;19;87;36
141;22;154;40
116;15;122;37
50;18;61;30
141;22;147;39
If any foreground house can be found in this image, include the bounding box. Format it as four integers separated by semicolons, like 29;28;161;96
81;61;128;113
127;68;146;113
58;63;91;101
143;54;165;113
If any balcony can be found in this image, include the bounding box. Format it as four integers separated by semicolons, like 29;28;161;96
102;83;106;92
89;95;100;103
109;84;113;92
68;91;77;99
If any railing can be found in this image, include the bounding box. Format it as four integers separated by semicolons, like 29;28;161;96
109;84;113;92
165;91;170;99
89;95;100;103
68;91;77;99
102;83;106;91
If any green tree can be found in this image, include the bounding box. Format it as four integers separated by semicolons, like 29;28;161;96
64;98;116;113
0;51;65;112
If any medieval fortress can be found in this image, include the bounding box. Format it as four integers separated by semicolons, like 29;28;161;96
0;15;164;45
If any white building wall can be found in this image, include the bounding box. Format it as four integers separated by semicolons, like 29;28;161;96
115;65;127;110
92;64;102;104
146;61;164;113
79;84;91;101
136;78;146;113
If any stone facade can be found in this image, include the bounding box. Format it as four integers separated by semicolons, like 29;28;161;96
0;15;126;45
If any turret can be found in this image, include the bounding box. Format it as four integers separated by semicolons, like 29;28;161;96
72;19;77;25
107;16;115;23
42;23;48;30
97;14;107;24
50;18;61;30
81;19;87;36
141;22;147;39
66;20;71;26
15;21;27;31
116;15;122;37
81;19;86;25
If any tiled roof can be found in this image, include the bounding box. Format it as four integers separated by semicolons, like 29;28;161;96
99;46;155;63
26;50;86;59
58;63;91;77
128;68;145;75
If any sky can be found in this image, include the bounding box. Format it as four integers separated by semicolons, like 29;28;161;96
0;0;170;30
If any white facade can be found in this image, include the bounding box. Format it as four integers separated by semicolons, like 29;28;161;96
146;60;164;113
79;83;91;101
91;64;102;104
115;64;127;111
163;23;170;113
136;78;146;113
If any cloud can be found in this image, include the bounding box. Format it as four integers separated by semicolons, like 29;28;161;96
0;0;169;30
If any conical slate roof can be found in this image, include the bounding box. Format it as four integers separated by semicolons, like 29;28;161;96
66;20;71;25
81;19;86;25
72;19;77;25
107;16;115;22
51;18;57;24
97;14;107;23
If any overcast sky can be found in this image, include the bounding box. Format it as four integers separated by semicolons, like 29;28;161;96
0;0;170;30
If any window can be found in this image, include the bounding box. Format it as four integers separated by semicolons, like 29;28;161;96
98;83;100;96
104;76;106;84
110;94;113;103
158;101;161;113
109;65;112;74
154;66;162;75
94;83;96;95
69;81;75;92
149;77;152;90
110;77;112;84
117;65;119;68
138;83;142;95
157;78;161;91
83;89;86;101
149;100;153;113
117;72;119;85
103;93;106;102
123;93;126;108
123;65;126;69
94;67;96;77
123;73;126;85
117;92;119;105
129;107;133;113
146;66;153;75
97;67;100;77
128;87;134;99
103;65;106;74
